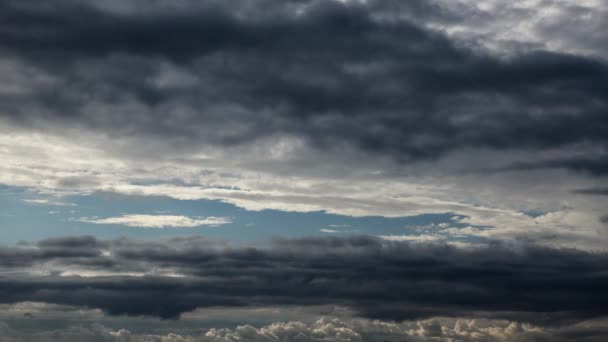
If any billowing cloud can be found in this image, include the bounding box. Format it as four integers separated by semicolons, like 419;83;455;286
76;215;231;228
199;317;608;342
1;313;608;341
0;0;606;163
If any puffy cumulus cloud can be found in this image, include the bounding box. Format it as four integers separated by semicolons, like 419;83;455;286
1;317;608;341
1;235;608;322
200;318;551;342
76;215;231;228
203;320;362;342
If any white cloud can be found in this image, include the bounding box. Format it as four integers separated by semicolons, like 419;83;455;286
23;199;77;207
76;215;231;228
0;124;606;250
320;229;339;233
379;234;442;242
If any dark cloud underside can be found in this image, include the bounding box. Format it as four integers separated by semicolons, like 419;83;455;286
1;236;608;322
0;0;606;169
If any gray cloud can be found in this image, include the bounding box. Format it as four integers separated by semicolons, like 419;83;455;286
0;1;607;339
0;0;606;168
1;236;104;267
3;316;608;342
1;235;608;322
495;155;608;176
573;187;608;196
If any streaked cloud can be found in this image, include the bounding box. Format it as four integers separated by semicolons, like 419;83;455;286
76;215;231;228
23;199;77;207
1;235;607;321
320;229;339;233
379;234;442;242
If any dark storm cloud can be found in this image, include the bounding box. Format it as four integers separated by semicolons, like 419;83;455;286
572;187;608;196
1;236;105;267
0;0;254;61
1;235;608;322
495;155;608;176
0;0;607;164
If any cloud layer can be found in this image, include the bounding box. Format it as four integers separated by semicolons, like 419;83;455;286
3;316;608;341
1;235;608;322
0;0;606;252
1;1;608;338
1;0;606;164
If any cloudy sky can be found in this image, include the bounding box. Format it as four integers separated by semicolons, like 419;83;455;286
0;0;607;340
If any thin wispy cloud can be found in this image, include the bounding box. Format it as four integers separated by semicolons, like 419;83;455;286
320;229;339;233
23;199;77;207
76;215;231;228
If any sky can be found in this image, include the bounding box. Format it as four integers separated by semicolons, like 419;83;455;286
0;0;607;340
